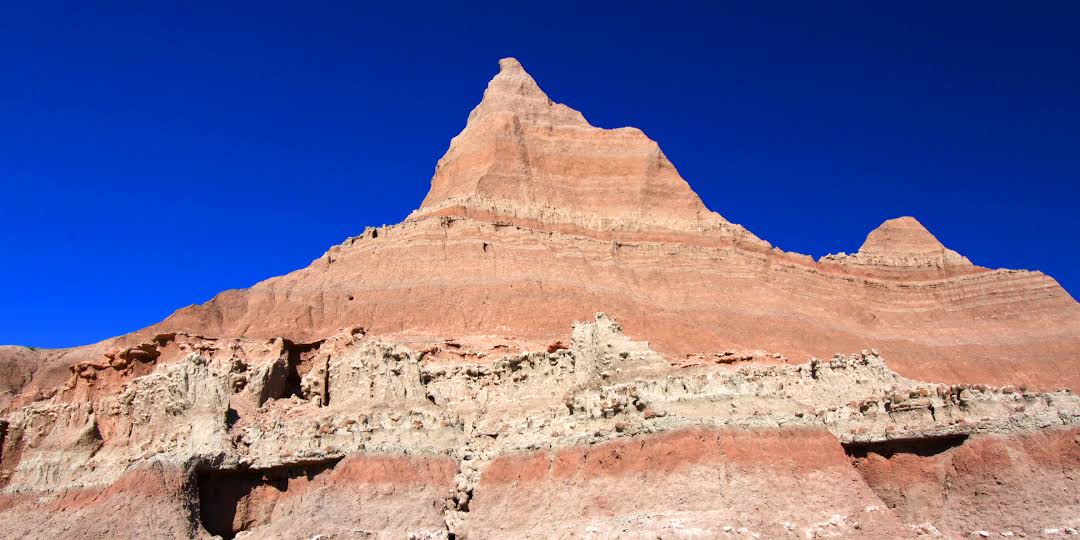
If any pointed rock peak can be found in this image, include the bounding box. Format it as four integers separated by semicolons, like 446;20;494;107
821;216;976;272
859;216;946;255
487;57;544;97
413;57;754;240
497;57;525;74
821;216;975;274
469;57;585;126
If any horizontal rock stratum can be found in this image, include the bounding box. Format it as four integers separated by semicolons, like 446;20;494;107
1;58;1078;539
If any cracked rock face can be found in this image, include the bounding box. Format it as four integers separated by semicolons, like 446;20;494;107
2;58;1079;538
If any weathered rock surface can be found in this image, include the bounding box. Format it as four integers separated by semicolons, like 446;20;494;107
2;58;1079;538
851;428;1080;538
1;315;1078;538
469;428;912;539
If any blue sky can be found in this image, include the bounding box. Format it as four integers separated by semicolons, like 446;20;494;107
2;2;1077;348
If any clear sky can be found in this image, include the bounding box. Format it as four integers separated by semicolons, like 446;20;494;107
2;2;1078;348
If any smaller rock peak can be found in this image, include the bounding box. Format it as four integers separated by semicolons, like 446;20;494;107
819;215;976;274
859;216;945;255
821;216;977;275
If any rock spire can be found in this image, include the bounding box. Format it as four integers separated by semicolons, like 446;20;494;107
416;57;722;231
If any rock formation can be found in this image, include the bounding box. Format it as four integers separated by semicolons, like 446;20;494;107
417;57;728;232
821;216;976;277
1;58;1078;538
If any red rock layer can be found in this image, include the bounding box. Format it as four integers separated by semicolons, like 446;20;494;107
212;454;457;539
0;453;457;540
851;427;1080;537
0;464;195;539
468;427;907;538
0;346;41;408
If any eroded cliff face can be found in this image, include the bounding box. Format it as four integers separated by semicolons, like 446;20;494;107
139;58;1078;392
2;58;1079;538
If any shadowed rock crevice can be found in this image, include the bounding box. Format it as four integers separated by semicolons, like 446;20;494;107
0;419;12;489
282;339;324;399
256;339;328;405
842;433;969;459
196;457;342;539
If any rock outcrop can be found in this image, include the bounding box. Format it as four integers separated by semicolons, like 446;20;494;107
2;58;1078;538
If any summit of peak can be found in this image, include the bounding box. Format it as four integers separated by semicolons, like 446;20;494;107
498;57;524;72
468;57;581;125
489;57;537;91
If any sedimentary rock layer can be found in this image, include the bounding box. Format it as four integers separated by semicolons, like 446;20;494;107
1;315;1077;538
470;428;911;538
851;428;1080;537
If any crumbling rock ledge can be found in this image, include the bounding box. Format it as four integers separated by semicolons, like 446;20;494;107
0;314;1077;538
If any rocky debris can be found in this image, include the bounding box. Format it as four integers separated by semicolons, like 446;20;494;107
910;522;945;536
677;349;788;368
68;342;161;385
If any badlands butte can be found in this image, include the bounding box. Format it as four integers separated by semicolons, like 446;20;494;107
0;58;1078;539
